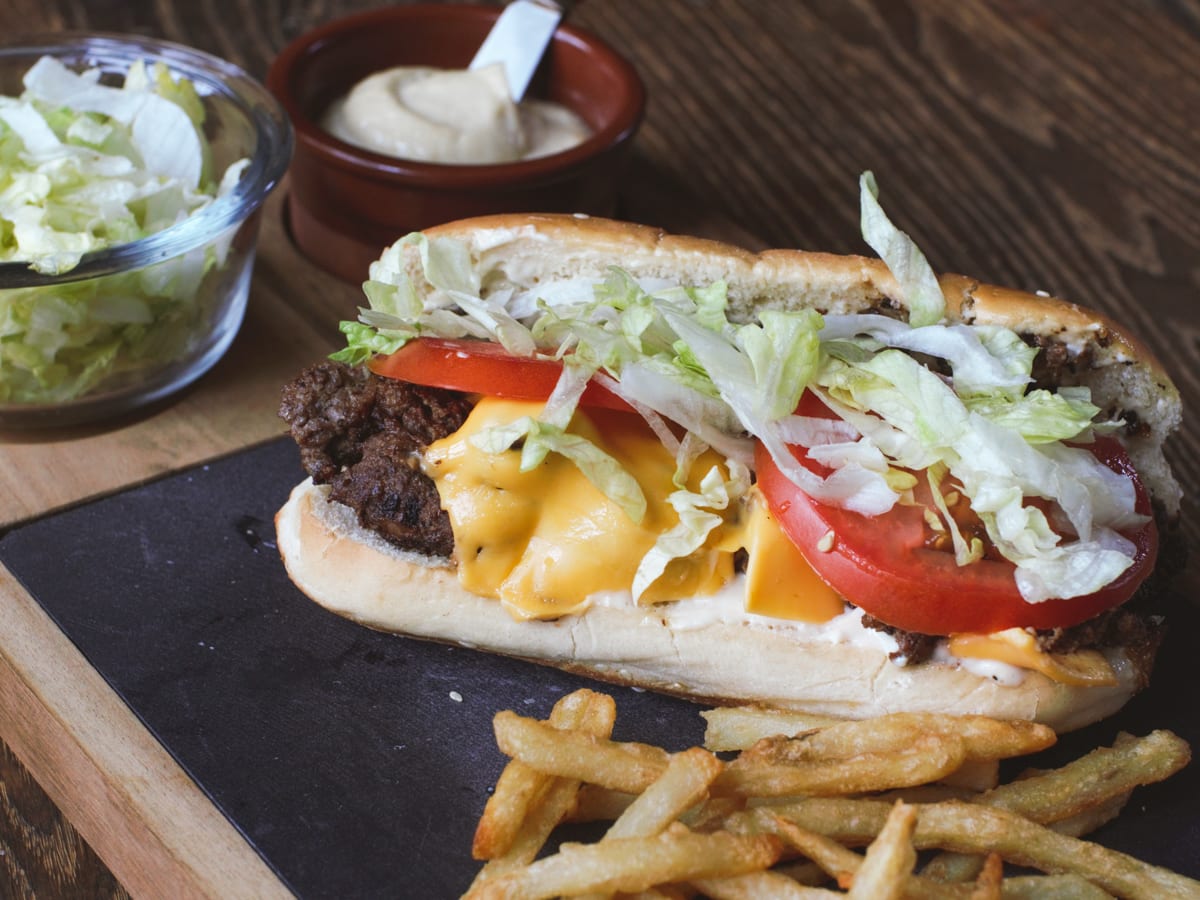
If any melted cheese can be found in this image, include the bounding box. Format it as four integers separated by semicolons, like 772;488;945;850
948;629;1119;686
424;399;737;620
743;497;843;623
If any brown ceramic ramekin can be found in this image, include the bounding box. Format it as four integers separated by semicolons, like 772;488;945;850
267;4;645;283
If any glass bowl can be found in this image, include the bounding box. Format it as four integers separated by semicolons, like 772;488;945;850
0;34;292;428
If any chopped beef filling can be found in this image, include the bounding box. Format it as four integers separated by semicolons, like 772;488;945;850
1023;332;1096;392
279;360;473;558
860;614;940;663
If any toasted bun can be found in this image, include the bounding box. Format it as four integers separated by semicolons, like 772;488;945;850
277;478;1148;733
413;214;1182;515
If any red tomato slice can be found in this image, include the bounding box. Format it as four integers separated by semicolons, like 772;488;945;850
369;338;634;412
755;392;1158;635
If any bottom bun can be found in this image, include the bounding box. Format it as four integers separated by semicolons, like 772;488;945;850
276;478;1146;732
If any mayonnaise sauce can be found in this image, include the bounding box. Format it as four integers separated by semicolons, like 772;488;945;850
321;64;591;164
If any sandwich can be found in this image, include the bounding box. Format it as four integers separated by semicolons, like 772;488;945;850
276;175;1182;732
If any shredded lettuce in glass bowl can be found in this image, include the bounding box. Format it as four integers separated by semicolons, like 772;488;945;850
0;34;292;427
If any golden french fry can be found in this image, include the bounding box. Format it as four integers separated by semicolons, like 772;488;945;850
1048;793;1129;838
492;709;670;793
681;795;745;832
869;783;979;805
605;746;724;840
969;852;1003;900
748;812;860;885
742;809;966;900
921;849;988;885
469;691;618;889
771;859;834;887
981;730;1190;824
464;828;783;900
765;797;1200;900
701;706;844;752
998;873;1116;899
940;758;1000;792
472;689;616;859
618;890;691;900
744;713;1054;763
692;870;840;898
716;733;967;797
923;731;1186;884
846;801;916;900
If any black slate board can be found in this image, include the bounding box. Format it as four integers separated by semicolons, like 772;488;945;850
0;437;1197;897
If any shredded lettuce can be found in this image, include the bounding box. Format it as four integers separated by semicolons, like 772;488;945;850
338;173;1148;606
0;55;248;405
632;460;749;600
859;171;946;328
469;414;648;524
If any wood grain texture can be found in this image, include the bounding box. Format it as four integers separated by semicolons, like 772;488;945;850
1;0;1198;896
0;565;291;899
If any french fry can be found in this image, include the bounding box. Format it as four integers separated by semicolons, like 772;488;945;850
464;828;783;900
1048;793;1129;838
701;706;844;752
742;713;1055;763
492;709;670;793
846;801;916;900
605;746;724;840
981;730;1190;824
998;874;1116;898
761;797;1200;900
771;859;834;887
472;689;616;859
468;691;618;890
940;758;1000;792
742;809;966;900
716;733;967;797
747;812;862;885
969;853;1003;900
922;731;1187;884
692;870;840;898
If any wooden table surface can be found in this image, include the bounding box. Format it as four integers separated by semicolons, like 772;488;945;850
1;0;1197;895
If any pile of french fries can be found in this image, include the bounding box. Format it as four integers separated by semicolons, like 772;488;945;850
463;689;1199;899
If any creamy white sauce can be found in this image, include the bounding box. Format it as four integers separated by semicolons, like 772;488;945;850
932;642;1026;686
322;64;591;164
590;574;1035;682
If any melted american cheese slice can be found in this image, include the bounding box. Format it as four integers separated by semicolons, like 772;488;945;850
423;398;738;620
948;629;1119;686
742;498;843;622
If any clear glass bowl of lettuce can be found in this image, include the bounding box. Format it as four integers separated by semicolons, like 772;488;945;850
0;34;292;428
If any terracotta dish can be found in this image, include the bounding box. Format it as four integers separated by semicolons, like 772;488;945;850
267;4;645;283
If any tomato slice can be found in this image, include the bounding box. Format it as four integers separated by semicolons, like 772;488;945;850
369;338;634;412
755;392;1158;635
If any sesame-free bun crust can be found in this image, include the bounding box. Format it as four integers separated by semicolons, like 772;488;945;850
277;479;1146;733
414;214;1181;515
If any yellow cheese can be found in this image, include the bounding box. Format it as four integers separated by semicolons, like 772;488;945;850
424;398;737;620
948;629;1119;686
743;496;843;623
